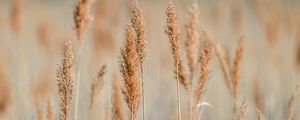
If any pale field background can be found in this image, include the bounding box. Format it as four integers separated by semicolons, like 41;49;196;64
0;0;300;120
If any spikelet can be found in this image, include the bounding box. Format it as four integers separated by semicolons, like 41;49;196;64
30;75;52;120
37;21;51;50
185;3;200;76
120;23;141;120
0;68;11;114
235;97;248;120
90;65;106;109
131;1;146;66
192;40;213;117
256;109;264;120
57;41;74;120
112;74;125;120
47;99;54;120
74;0;94;42
30;74;52;106
296;40;300;68
253;77;264;112
215;44;232;93
10;0;22;34
165;0;190;91
231;37;244;99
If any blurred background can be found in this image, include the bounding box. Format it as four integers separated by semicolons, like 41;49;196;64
0;0;300;120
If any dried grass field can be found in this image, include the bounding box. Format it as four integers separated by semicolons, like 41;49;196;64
0;0;300;120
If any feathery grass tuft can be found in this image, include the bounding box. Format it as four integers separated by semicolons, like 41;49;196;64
57;41;74;120
10;0;22;34
256;109;264;120
216;44;232;93
90;65;106;109
192;40;213;119
0;68;11;115
185;3;200;77
235;97;248;120
231;37;245;99
74;0;94;42
47;99;54;120
120;23;141;120
165;0;190;91
112;73;126;120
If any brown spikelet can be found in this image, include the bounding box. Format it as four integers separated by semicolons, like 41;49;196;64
192;41;213;118
215;44;232;93
47;99;54;120
287;85;299;120
112;73;126;120
120;23;141;120
74;0;95;42
165;0;190;91
90;65;106;109
256;109;264;120
10;0;22;34
235;97;248;120
231;3;244;33
37;21;52;49
231;37;245;99
30;75;53;120
296;40;300;68
57;41;74;120
0;68;11;114
131;1;146;66
30;74;53;106
185;3;200;76
265;19;279;47
253;77;264;112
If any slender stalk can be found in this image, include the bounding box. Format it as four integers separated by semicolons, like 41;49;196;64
189;76;193;120
74;42;83;120
141;67;146;120
176;63;182;120
131;108;134;120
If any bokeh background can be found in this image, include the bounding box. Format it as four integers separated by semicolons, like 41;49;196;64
0;0;300;119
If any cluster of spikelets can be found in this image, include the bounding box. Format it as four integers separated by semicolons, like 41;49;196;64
0;0;299;120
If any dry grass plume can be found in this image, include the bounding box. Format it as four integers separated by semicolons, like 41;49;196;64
185;3;200;77
0;68;11;114
112;73;126;120
74;0;94;42
256;109;264;120
231;37;245;99
90;65;106;109
120;23;141;120
235;97;248;120
192;40;213;119
10;0;22;34
47;99;54;120
57;41;74;120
